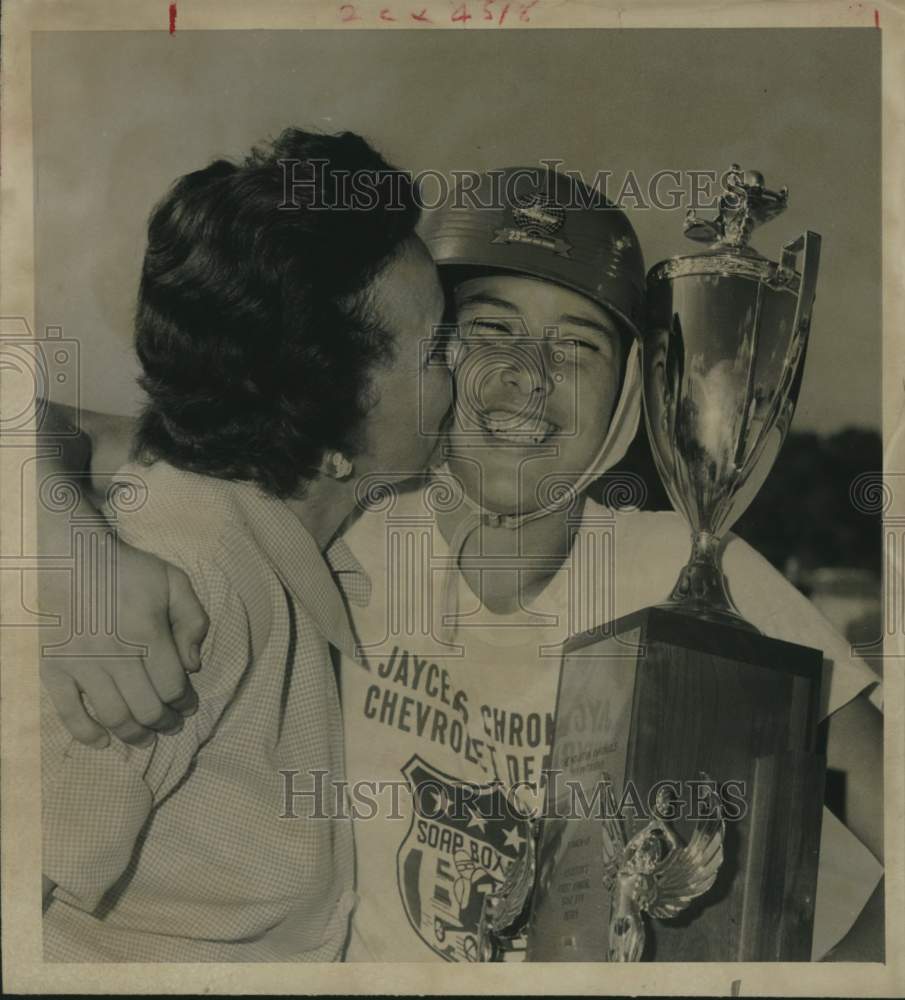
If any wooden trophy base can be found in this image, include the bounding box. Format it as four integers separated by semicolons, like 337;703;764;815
526;606;826;962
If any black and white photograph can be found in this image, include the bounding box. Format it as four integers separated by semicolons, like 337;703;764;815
1;1;903;995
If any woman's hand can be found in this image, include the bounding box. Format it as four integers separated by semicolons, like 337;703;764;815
40;538;209;748
37;400;209;748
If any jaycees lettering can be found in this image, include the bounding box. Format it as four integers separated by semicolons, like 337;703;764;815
363;645;555;785
397;757;533;962
364;645;472;754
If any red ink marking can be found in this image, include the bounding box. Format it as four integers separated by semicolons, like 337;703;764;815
483;0;495;20
518;0;538;20
874;8;880;27
168;2;177;34
452;2;473;23
380;6;397;19
411;7;431;20
339;3;360;21
498;1;510;23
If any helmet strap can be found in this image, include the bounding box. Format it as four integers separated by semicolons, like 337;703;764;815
434;341;642;642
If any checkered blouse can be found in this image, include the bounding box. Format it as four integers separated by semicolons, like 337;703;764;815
42;462;369;962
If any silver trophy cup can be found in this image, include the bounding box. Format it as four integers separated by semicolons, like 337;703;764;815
643;166;821;629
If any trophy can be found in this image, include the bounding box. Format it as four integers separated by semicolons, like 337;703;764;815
482;167;827;962
644;165;821;630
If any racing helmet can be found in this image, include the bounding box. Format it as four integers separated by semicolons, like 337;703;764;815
421;165;645;342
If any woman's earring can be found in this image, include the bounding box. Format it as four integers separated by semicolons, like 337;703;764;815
329;452;353;480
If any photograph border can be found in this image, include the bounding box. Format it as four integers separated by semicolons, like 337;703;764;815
1;0;903;994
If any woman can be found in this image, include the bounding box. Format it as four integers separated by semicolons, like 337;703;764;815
40;127;451;961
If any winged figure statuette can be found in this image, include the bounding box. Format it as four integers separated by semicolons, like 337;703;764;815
475;813;538;961
601;774;725;962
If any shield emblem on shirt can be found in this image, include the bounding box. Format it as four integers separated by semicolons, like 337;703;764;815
397;755;533;962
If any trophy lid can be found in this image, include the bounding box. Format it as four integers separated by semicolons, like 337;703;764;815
648;165;796;286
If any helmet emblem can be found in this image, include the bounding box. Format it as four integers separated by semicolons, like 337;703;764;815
492;188;573;259
511;192;566;237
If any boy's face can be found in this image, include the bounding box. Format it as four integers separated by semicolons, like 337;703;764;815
446;273;624;515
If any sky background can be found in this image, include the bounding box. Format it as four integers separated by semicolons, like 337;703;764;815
32;28;882;434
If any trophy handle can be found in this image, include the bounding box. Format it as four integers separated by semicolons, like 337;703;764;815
733;231;822;499
779;231;821;349
773;231;822;433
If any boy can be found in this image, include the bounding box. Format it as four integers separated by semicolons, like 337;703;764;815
338;166;883;962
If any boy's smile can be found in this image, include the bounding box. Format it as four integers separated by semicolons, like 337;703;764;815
478;409;559;446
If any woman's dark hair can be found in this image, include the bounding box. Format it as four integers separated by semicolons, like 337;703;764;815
134;128;421;497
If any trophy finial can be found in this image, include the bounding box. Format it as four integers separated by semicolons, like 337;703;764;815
684;164;789;250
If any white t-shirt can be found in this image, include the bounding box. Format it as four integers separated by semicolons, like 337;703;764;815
339;484;882;963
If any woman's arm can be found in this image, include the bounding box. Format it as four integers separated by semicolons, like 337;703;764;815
38;401;208;747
